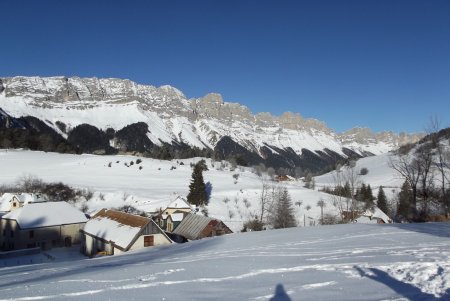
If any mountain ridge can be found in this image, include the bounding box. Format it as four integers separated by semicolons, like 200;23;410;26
0;76;423;173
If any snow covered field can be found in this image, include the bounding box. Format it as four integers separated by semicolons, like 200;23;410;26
1;223;450;300
0;150;342;231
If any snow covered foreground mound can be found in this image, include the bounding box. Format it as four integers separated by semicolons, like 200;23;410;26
1;223;450;300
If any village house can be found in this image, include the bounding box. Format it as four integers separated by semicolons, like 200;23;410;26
153;196;193;231
80;209;172;257
353;206;393;224
0;201;88;251
172;213;233;241
0;193;47;215
275;175;295;182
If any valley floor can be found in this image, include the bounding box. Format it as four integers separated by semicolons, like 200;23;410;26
1;223;450;300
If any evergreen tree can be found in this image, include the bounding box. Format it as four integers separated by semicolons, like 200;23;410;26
377;186;389;214
397;181;412;220
270;187;297;229
365;184;375;207
186;160;209;206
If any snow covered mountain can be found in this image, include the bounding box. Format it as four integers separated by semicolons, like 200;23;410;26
0;76;422;172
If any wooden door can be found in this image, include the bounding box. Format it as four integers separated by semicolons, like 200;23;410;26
144;235;154;247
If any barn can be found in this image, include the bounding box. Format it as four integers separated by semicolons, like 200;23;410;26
172;214;233;241
80;209;172;257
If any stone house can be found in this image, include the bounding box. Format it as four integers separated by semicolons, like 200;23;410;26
80;209;172;257
0;201;88;251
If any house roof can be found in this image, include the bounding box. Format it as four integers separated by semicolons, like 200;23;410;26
172;214;227;240
166;196;192;210
354;206;392;224
2;201;88;229
82;209;154;251
362;206;392;223
0;193;47;212
0;193;14;212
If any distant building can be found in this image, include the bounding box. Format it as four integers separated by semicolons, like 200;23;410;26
353;206;393;224
80;209;172;257
153;196;193;231
0;193;47;214
0;202;88;251
275;175;295;182
172;213;233;241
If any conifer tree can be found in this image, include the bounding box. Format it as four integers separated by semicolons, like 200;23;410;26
397;181;412;220
270;187;297;229
366;184;375;206
377;186;389;214
186;160;208;206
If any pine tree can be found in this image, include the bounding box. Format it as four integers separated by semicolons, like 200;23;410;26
397;181;412;220
365;184;375;207
377;186;388;214
186;160;208;206
270;187;297;229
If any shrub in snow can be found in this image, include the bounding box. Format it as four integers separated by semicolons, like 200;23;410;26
139;166;143;170
228;210;235;219
99;193;105;201
130;161;134;166
136;158;142;164
223;197;230;204
80;202;89;213
83;189;94;201
359;167;369;175
242;218;264;232
114;205;147;217
108;162;112;167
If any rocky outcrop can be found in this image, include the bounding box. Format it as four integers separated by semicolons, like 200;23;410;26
0;76;425;172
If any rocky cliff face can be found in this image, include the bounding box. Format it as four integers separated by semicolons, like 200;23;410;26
0;76;423;172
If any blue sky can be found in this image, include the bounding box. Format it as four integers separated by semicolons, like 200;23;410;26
1;0;449;133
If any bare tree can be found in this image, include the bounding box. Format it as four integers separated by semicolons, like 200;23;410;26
258;176;273;223
317;199;326;225
416;144;435;215
342;161;361;212
426;116;450;214
390;153;421;219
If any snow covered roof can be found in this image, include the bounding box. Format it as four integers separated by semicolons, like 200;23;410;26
0;193;15;212
2;202;88;229
82;209;152;251
172;214;232;240
0;193;47;212
354;206;392;224
166;196;192;210
354;215;379;224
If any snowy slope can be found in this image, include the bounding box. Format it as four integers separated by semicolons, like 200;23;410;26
1;223;450;300
0;150;338;231
315;153;403;190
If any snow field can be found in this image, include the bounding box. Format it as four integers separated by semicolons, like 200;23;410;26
0;223;449;300
0;150;338;231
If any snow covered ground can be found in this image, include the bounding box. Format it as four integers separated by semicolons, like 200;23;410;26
1;223;450;300
0;150;340;231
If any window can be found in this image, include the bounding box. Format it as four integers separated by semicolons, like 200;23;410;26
29;230;34;238
13;203;17;207
10;230;13;238
2;230;5;237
